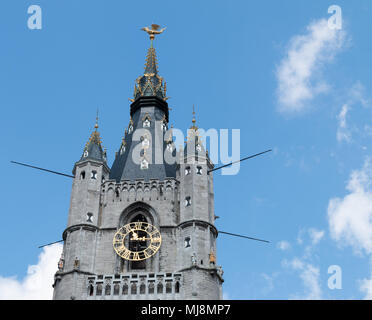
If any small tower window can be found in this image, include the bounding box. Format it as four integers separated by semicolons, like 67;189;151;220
166;143;173;152
83;150;89;158
143;119;151;128
86;212;93;223
185;196;191;207
91;170;97;179
184;236;191;248
196;144;202;152
161;122;167;132
141;136;150;148
196;166;202;175
141;159;149;170
120;145;126;155
128;124;133;134
185;166;191;176
80;171;86;180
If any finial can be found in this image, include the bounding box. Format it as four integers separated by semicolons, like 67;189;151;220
141;24;166;47
190;104;198;130
95;109;99;131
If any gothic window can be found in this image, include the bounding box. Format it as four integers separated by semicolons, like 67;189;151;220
157;282;163;294
128;125;133;134
122;284;128;295
105;284;111;295
88;284;94;296
166;281;172;294
196;166;202;175
80;171;85;180
96;284;102;296
131;283;137;295
143;119;150;128
185;166;191;176
91;170;97;179
161;122;167;132
86;212;93;223
113;284;120;295
148;282;155;294
175;281;180;294
196;144;201;152
115;188;120;199
140;283;146;294
185;196;191;207
83;150;88;158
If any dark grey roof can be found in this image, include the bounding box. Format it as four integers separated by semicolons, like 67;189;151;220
110;97;176;182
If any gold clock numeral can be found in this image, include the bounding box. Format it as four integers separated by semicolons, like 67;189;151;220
143;249;152;259
132;252;140;261
121;248;131;260
133;222;142;230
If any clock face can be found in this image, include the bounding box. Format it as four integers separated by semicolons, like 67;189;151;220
113;222;162;261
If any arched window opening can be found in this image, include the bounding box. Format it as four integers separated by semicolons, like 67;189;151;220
175;281;180;294
166;281;172;294
113;284;120;295
91;170;97;179
105;284;111;295
148;282;155;294
131;283;137;295
122;284;128;295
157;282;163;294
140;283;146;294
96;284;102;296
80;171;85;180
88;284;94;296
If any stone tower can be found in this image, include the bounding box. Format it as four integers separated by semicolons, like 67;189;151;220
52;26;223;300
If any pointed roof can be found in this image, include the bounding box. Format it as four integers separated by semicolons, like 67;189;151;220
132;25;168;102
79;115;107;163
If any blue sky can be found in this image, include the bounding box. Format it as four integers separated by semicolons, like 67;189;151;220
1;0;372;299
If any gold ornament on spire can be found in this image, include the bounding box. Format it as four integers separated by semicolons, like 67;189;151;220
190;104;198;130
141;24;166;42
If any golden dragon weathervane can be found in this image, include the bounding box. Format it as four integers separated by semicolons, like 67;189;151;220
141;24;166;46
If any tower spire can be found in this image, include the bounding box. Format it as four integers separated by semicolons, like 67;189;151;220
133;24;168;102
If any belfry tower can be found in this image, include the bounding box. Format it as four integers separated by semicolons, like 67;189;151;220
52;25;223;300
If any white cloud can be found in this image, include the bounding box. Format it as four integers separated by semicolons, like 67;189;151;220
276;18;346;112
360;259;372;300
283;258;322;300
328;158;372;299
0;244;62;300
277;240;291;251
328;158;372;255
308;228;325;245
337;104;351;143
336;82;370;143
